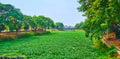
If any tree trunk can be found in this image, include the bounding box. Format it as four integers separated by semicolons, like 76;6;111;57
15;29;19;34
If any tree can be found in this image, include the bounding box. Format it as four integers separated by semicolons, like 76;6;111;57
7;9;23;32
6;16;15;32
0;3;14;14
55;22;64;30
28;16;38;32
78;0;120;39
0;23;5;32
0;3;55;33
0;15;6;32
23;15;31;31
0;3;15;32
44;17;55;29
35;16;55;31
75;22;84;29
0;3;23;32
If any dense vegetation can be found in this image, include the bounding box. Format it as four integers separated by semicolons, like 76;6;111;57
78;0;120;39
75;22;84;29
77;0;120;58
1;0;119;59
0;31;99;59
0;3;65;33
55;22;64;30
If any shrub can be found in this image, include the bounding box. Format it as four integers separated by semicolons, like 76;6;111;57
98;56;110;59
34;32;42;36
34;31;50;36
93;38;107;50
0;36;15;41
93;37;118;58
0;31;51;42
107;45;118;57
17;32;34;39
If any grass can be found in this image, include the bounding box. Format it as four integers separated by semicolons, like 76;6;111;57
0;30;99;59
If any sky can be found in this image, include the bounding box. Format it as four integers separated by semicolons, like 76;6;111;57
0;0;86;26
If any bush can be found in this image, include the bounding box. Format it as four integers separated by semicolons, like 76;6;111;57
34;31;50;36
0;31;51;42
93;38;107;50
93;37;118;58
17;32;34;39
34;32;42;36
42;31;50;34
97;55;116;59
107;45;118;57
0;36;15;41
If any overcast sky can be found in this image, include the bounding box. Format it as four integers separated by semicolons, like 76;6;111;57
0;0;86;26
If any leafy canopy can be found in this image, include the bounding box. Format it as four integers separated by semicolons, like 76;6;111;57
78;0;120;39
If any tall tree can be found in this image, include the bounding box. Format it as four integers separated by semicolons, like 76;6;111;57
78;0;120;39
0;3;23;32
0;3;15;32
0;3;55;32
55;22;64;30
36;16;55;31
23;15;31;31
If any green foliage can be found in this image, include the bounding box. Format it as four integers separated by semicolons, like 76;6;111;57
23;15;31;30
16;32;34;39
107;45;117;57
0;31;99;59
75;22;84;29
34;31;50;36
0;3;55;32
78;0;120;39
0;36;14;41
93;38;107;51
93;37;118;58
24;24;29;31
6;21;15;32
55;22;64;30
78;1;119;58
97;56;113;59
0;31;50;42
0;24;6;32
